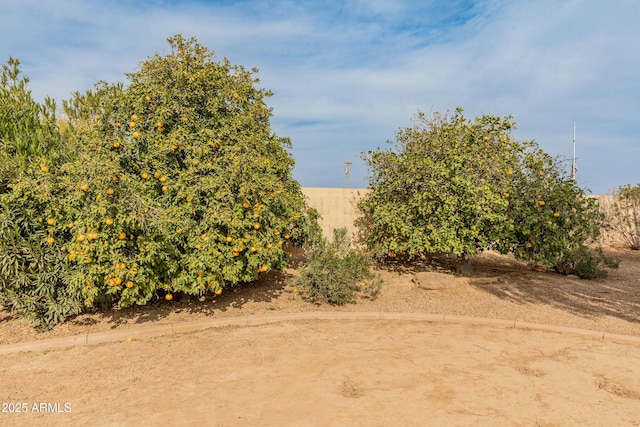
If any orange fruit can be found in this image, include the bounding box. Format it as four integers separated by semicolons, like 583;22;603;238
266;243;273;249
117;262;126;269
214;288;222;295
133;131;140;139
84;258;92;264
114;277;122;285
233;73;239;79
161;185;168;192
40;165;49;173
254;223;260;230
77;234;85;242
145;96;151;101
141;172;149;179
198;271;205;277
284;234;290;239
131;114;139;121
274;230;280;236
80;183;89;191
115;122;122;128
129;122;136;128
503;193;509;198
243;202;250;209
538;200;545;206
483;135;489;141
126;281;134;288
165;293;173;301
46;218;55;225
553;212;560;218
112;141;120;148
171;144;179;150
291;287;298;294
107;188;115;195
67;222;74;229
95;115;101;120
105;218;114;226
195;244;202;250
232;251;240;257
226;236;233;243
154;171;161;179
45;236;55;244
118;232;126;240
159;176;167;183
88;233;98;240
507;170;513;176
526;242;533;248
233;92;239;99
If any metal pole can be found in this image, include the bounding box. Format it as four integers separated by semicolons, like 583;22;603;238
345;159;352;188
571;122;576;179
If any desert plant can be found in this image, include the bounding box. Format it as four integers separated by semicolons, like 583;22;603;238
554;246;619;279
606;184;640;250
293;228;382;305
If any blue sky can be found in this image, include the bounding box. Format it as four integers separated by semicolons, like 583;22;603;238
1;0;638;193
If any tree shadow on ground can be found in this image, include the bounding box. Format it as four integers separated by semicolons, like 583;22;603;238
74;270;301;329
375;252;458;275
464;248;640;325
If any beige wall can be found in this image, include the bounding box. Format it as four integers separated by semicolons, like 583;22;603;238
301;188;624;246
301;188;370;239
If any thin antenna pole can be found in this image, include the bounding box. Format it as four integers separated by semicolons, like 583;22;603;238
345;159;352;188
571;122;576;179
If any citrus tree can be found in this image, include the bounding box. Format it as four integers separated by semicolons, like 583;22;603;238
0;35;317;327
359;108;615;278
359;109;520;259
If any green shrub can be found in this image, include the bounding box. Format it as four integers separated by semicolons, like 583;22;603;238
0;198;83;329
293;228;382;305
0;57;81;329
554;246;619;280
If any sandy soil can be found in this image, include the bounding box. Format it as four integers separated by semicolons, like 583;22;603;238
1;247;639;426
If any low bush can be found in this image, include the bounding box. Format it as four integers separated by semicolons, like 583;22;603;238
605;184;640;250
554;245;619;280
293;228;382;305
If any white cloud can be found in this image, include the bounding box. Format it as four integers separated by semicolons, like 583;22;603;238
1;0;638;193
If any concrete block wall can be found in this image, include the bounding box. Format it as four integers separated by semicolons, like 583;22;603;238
301;188;370;239
301;188;625;247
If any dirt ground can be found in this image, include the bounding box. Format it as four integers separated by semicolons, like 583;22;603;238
1;247;639;426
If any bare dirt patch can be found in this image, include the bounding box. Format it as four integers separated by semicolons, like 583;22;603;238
1;247;639;425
